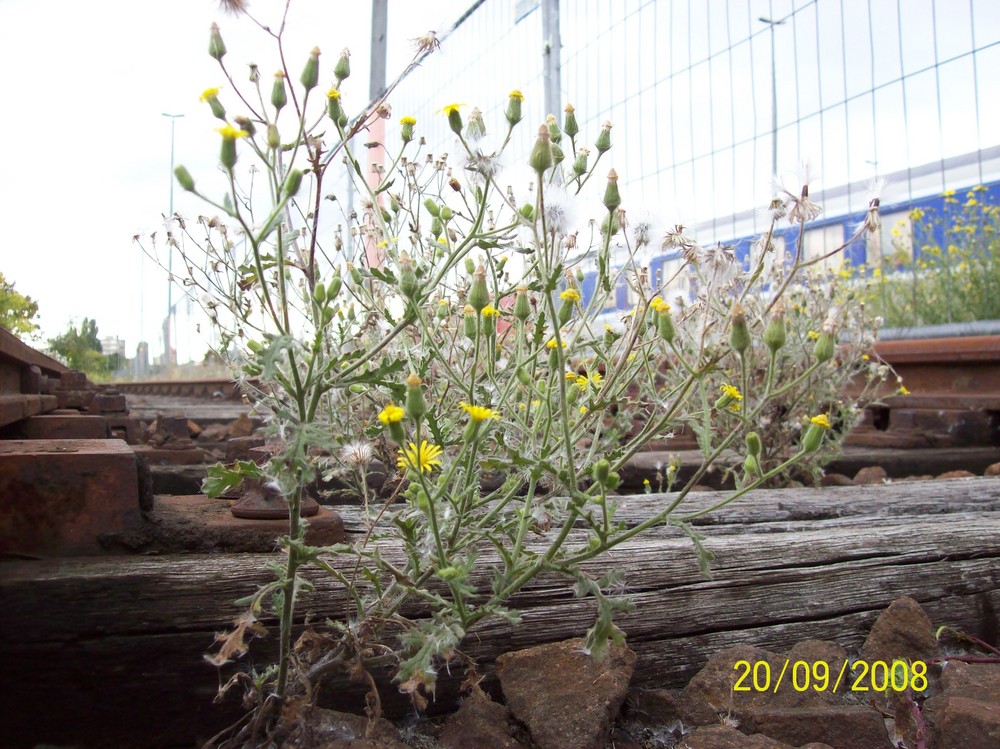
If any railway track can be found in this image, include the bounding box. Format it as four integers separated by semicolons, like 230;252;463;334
1;326;998;551
2;325;999;748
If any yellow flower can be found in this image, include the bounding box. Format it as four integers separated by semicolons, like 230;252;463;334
460;402;498;422
576;372;603;391
560;288;581;302
400;115;416;126
200;86;221;102
546;338;565;349
565;371;579;381
810;413;832;429
216;124;249;139
942;189;956;197
898;385;911;396
861;354;870;361
643;478;650;486
481;305;500;318
650;297;669;312
580;406;589;415
531;399;541;408
509;89;524;101
326;88;341;100
807;330;820;340
440;103;464;116
377;404;405;425
397;440;444;473
719;383;743;402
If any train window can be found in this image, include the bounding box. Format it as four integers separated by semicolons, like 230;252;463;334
750;234;787;283
803;225;846;275
659;257;690;304
601;273;625;311
872;211;913;268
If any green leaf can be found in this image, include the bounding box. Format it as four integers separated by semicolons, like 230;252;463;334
261;334;295;380
669;520;716;578
202;460;262;497
369;267;398;285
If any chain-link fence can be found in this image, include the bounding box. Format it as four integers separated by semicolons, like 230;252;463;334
375;0;998;250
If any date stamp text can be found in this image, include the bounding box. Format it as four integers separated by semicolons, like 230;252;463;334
733;658;927;693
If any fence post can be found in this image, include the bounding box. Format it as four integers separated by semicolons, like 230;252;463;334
541;0;561;119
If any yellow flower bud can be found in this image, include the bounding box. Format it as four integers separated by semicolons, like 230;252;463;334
763;300;787;353
602;169;621;213
404;373;427;421
529;125;553;175
658;308;675;343
174;165;195;192
441;102;463;135
271;71;287;112
282;169;303;198
208;23;226;61
802;413;831;453
814;331;835;363
300;47;320;91
468;265;490;312
327;88;344;124
595;120;613;153
563;103;579;138
593;459;611;485
513;287;531;322
400;115;416;143
334;48;351;82
506;89;524;126
729;302;751;354
546;113;562;144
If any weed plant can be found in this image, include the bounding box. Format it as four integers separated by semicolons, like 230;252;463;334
137;8;891;745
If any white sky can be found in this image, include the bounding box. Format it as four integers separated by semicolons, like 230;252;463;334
3;0;996;363
0;0;467;360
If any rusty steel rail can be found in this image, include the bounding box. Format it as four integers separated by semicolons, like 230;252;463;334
115;377;260;402
111;336;1000;403
0;327;69;428
870;335;1000;404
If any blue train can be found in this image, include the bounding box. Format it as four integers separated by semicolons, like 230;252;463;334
576;178;1000;317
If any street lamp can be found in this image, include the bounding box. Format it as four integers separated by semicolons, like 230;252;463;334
162;112;184;368
759;17;785;178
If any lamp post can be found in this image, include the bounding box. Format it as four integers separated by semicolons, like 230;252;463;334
162;112;184;368
759;17;784;178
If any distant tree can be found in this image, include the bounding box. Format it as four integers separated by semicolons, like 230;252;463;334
203;347;225;367
48;318;107;374
0;272;41;340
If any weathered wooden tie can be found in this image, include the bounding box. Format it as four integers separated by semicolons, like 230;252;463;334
2;477;998;748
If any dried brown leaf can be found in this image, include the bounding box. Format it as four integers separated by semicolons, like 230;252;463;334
205;612;268;667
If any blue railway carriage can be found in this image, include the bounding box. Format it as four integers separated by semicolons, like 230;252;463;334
577;180;1000;327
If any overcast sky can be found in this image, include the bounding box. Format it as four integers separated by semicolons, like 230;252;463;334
0;0;467;359
4;0;995;363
